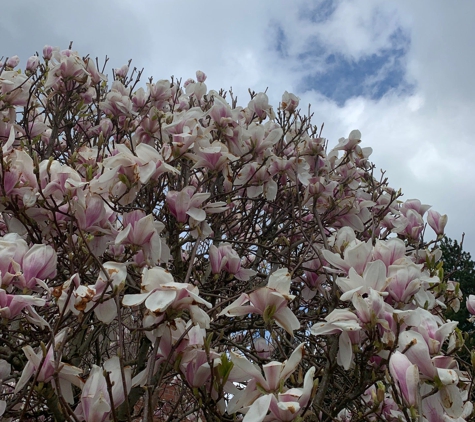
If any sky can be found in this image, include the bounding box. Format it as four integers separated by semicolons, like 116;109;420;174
2;0;475;256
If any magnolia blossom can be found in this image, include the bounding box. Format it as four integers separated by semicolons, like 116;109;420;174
90;143;178;205
75;356;131;422
14;330;83;403
166;186;221;223
427;209;448;236
467;295;475;315
228;344;315;421
336;260;388;301
0;49;471;422
209;243;257;281
389;351;419;407
115;210;167;264
248;92;273;121
281;91;299;113
219;268;299;335
21;244;57;290
0;70;32;106
311;309;361;370
322;228;373;275
0;289;45;319
54;263;127;324
180;348;221;388
122;266;212;328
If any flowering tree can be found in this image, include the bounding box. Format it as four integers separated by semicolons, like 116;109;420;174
0;46;473;422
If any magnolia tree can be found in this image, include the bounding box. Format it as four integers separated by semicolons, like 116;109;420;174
0;46;473;422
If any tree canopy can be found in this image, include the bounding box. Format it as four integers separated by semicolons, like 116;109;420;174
0;46;473;422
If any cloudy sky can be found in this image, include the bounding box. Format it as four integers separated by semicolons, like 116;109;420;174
2;0;475;255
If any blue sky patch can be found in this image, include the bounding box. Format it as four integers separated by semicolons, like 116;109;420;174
298;0;338;23
299;29;413;105
273;24;288;59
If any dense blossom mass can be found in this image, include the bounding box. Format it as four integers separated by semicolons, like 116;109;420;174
0;46;472;422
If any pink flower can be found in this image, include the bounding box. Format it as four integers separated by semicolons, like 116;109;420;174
209;243;256;281
99;81;135;116
15;330;83;404
84;57;106;85
393;209;425;240
322;236;373;276
386;259;424;303
466;295;475;315
253;338;274;359
248;93;272;121
114;64;129;78
26;56;39;73
196;70;207;83
122;267;212;328
44;51;90;90
400;199;431;217
0;71;32;106
180;349;220;388
6;55;20;69
427;209;448;237
372;238;406;269
281;91;299;113
219;268;299;335
333;130;362;152
0;289;45;319
311;309;361;370
74;356;131;422
192;143;238;171
115;210;165;264
21;244;57;290
398;331;437;379
43;45;54;60
389;351;419;407
166;186;210;223
336;260;388;301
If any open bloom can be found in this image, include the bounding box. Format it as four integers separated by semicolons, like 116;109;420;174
15;330;83;403
115;210;166;264
311;309;361;370
336;260;388;301
228;344;313;418
322;237;373;276
122;266;212;328
209;243;256;281
219;268;299;335
166;186;210;222
0;289;45;319
54;263;127;324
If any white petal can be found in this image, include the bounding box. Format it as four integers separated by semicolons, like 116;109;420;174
338;332;353;370
122;293;150;307
187;207;206;222
94;299;117;324
144;290;176;312
243;394;272;422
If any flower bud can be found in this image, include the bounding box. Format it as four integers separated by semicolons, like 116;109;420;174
466;295;475;315
43;45;53;60
6;55;20;69
114;64;129;78
427;209;448;236
281;91;299;113
196;70;207;83
26;56;39;73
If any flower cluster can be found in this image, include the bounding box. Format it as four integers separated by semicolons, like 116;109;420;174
0;46;470;422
